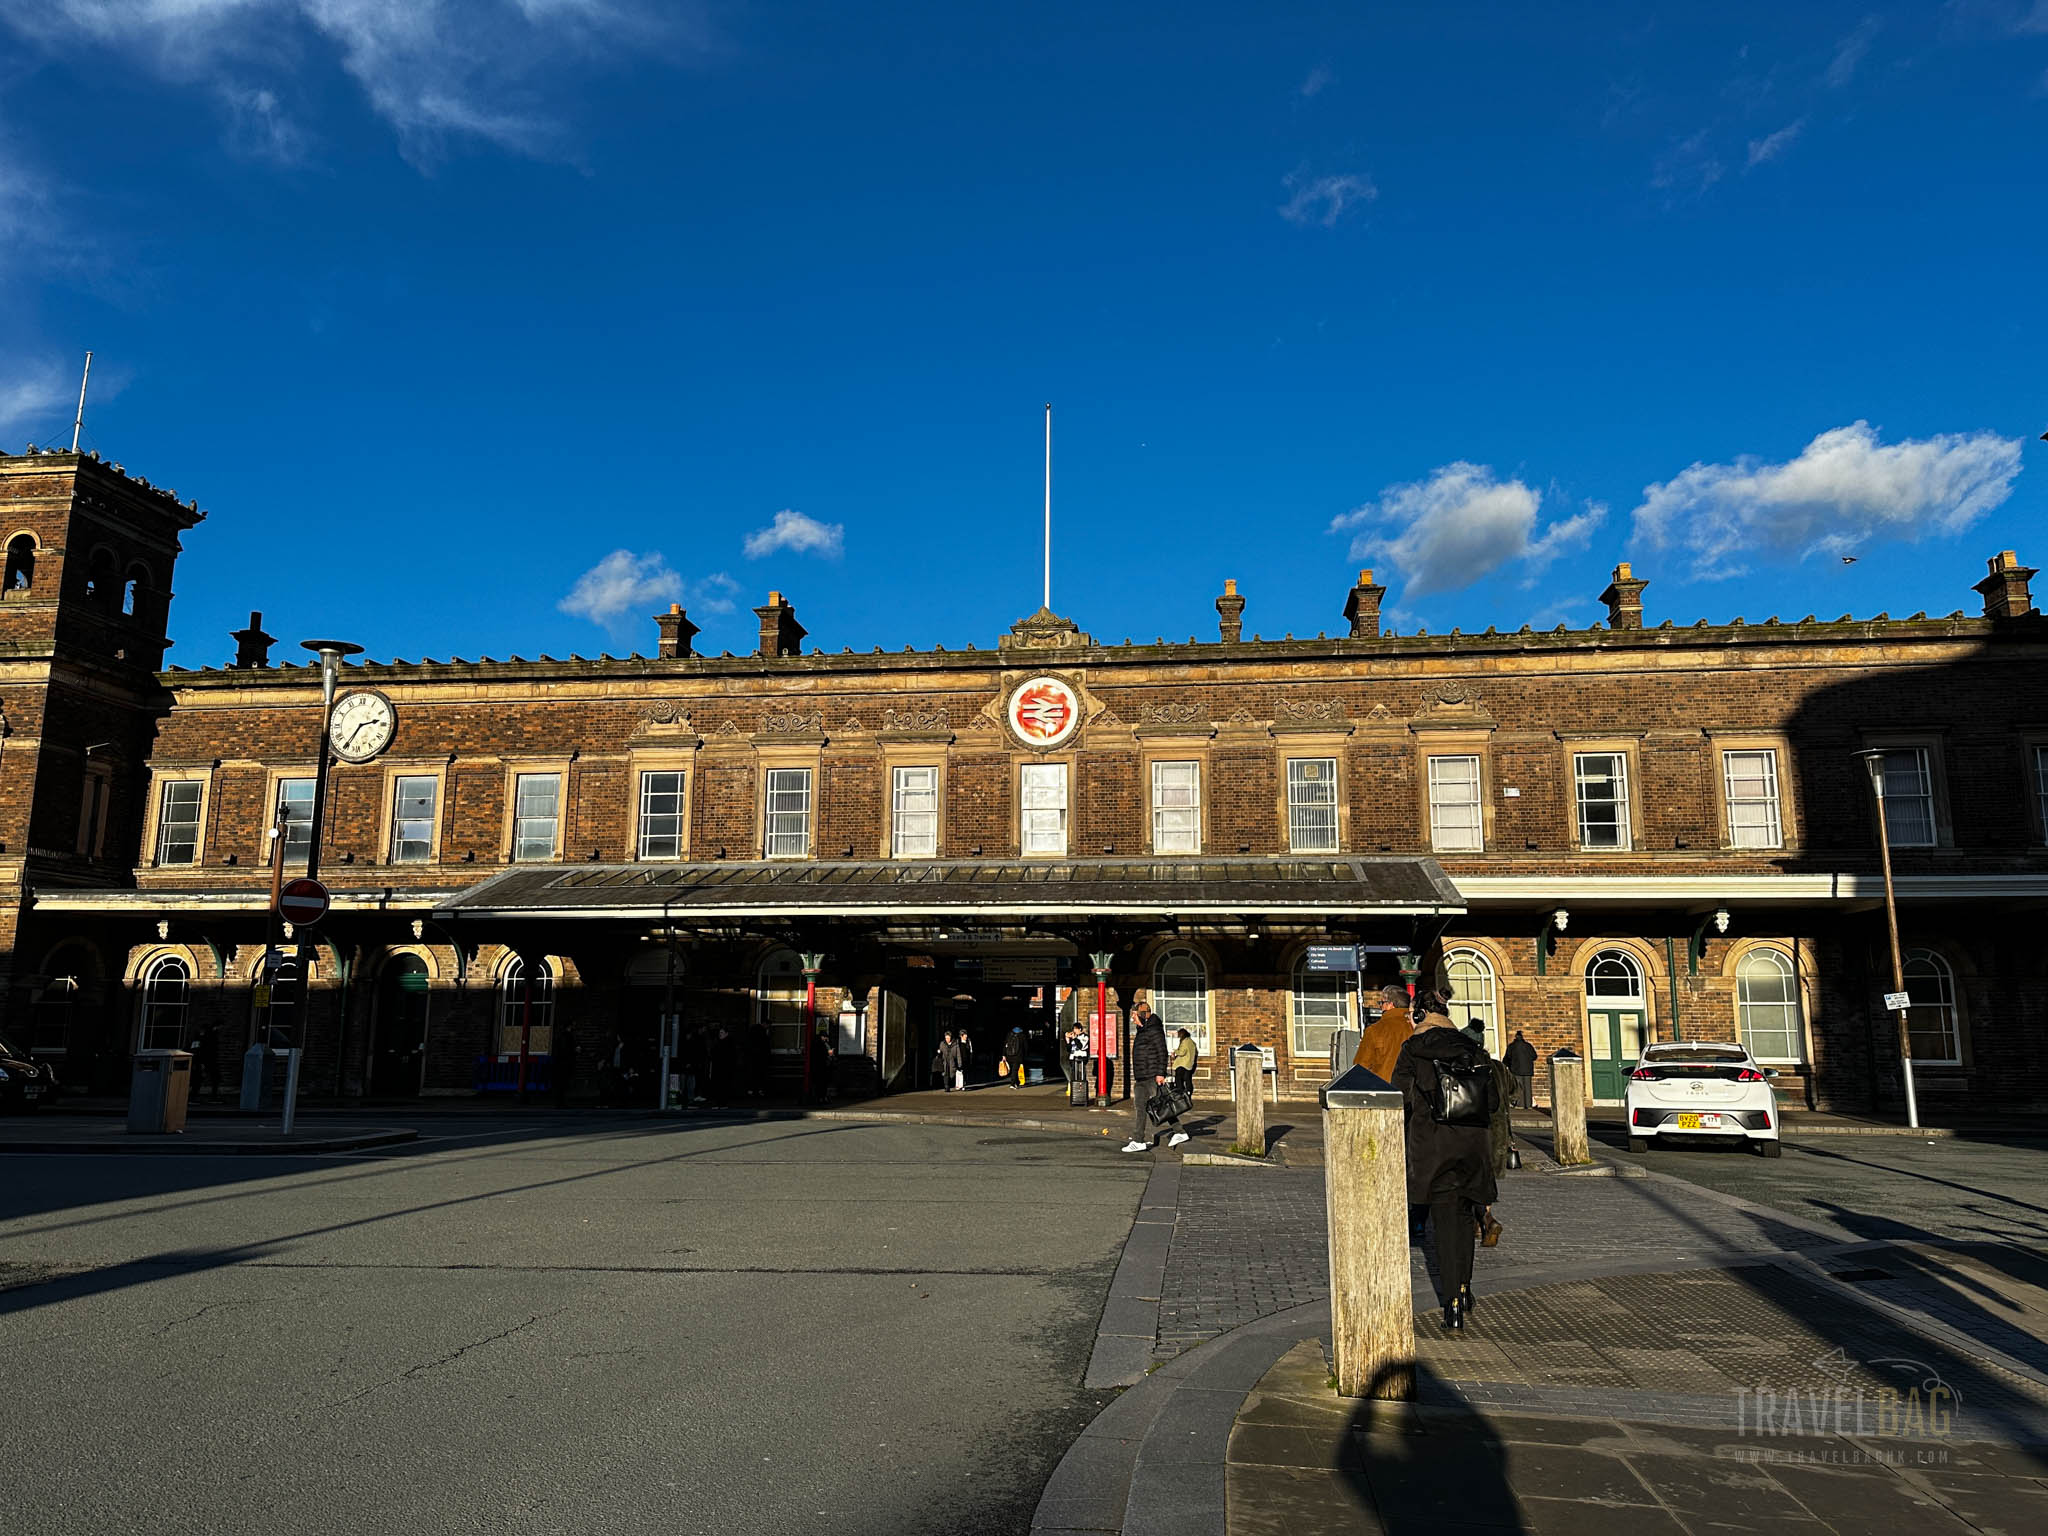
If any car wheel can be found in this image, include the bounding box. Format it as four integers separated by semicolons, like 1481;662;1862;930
1628;1136;1649;1153
1755;1139;1782;1158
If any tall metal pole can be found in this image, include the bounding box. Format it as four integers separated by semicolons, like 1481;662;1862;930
294;640;360;1109
70;352;92;453
1043;403;1052;611
800;952;824;1103
1860;752;1918;1129
516;959;534;1105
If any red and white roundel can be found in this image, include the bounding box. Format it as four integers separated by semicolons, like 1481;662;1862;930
1007;676;1081;748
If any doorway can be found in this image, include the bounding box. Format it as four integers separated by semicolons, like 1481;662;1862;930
1585;950;1646;1102
370;956;430;1097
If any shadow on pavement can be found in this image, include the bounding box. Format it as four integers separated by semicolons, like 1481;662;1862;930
1341;1363;1524;1535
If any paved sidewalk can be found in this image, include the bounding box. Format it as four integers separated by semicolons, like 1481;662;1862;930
0;1118;418;1154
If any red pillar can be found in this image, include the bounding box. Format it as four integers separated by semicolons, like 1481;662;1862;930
802;975;817;1102
1095;974;1109;1100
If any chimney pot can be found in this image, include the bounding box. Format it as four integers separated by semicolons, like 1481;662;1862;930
1974;549;2036;619
230;609;276;669
1343;570;1387;639
655;604;700;659
1598;563;1649;630
1215;578;1246;643
755;592;807;658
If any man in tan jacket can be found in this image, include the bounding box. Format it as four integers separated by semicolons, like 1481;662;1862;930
1352;984;1414;1082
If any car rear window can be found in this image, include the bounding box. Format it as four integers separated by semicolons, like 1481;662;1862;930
1645;1047;1747;1064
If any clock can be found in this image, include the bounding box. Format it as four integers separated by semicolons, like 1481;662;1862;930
328;690;397;762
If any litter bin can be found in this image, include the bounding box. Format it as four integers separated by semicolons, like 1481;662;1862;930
129;1049;193;1134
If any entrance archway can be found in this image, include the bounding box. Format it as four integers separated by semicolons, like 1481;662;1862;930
371;956;431;1097
1585;949;1646;1101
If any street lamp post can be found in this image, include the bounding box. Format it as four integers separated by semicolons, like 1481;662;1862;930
800;952;824;1103
1089;951;1113;1106
1857;750;1919;1130
285;639;360;1123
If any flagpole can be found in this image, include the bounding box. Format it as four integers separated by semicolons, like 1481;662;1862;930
1043;403;1052;611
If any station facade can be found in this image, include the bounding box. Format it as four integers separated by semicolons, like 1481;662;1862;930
4;447;2046;1109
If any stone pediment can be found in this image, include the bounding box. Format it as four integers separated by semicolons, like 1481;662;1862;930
998;606;1092;651
1409;684;1495;730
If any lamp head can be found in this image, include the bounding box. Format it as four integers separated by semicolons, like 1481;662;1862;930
1856;748;1888;796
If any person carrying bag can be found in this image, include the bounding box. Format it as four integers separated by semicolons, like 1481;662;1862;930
1392;990;1500;1332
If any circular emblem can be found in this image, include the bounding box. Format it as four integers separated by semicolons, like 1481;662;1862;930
1006;676;1081;749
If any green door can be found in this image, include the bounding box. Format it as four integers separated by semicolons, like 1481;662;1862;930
1588;1008;1644;1101
370;958;430;1097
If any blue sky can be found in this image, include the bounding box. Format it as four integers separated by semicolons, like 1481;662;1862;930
2;2;2045;665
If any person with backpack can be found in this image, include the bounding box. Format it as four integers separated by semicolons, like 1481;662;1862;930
1120;1003;1187;1151
1391;989;1499;1333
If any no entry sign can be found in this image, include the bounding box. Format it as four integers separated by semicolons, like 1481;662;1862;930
278;877;330;926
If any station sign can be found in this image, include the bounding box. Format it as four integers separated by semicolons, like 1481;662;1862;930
1304;945;1360;972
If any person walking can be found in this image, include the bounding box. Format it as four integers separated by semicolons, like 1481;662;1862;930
1170;1028;1197;1096
954;1024;973;1085
1002;1022;1029;1089
185;1022;219;1105
1120;1003;1187;1152
1391;989;1499;1332
1504;1030;1537;1110
1351;984;1412;1081
938;1030;964;1091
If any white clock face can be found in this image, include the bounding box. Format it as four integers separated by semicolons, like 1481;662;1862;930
328;690;396;762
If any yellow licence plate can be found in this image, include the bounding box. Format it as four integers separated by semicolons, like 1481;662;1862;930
1676;1113;1704;1129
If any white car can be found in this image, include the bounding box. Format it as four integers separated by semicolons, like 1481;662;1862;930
1625;1041;1781;1156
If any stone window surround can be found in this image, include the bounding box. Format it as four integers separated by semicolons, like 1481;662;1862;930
379;760;449;866
1275;731;1353;854
1411;724;1495;853
1560;735;1645;855
502;756;574;864
628;744;699;862
1858;731;1953;849
140;765;213;869
258;763;317;868
1013;751;1076;858
1140;746;1208;856
1707;733;1798;852
877;741;947;859
755;745;820;860
2020;731;2048;847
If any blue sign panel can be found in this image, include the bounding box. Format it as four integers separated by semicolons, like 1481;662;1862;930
1304;945;1360;973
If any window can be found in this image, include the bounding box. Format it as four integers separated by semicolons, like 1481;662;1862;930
1291;953;1349;1059
1427;755;1484;852
1020;761;1068;856
3;534;33;592
1903;949;1961;1066
390;775;438;863
1586;949;1645;1001
1441;948;1499;1054
278;778;315;862
1723;750;1783;849
1574;752;1632;850
2037;747;2048;846
77;772;111;858
84;548;116;606
1151;760;1201;854
497;958;554;1056
1287;758;1339;853
756;948;805;1055
1153;948;1210;1055
513;773;561;862
1737;950;1803;1062
140;958;189;1050
892;766;939;857
764;767;812;858
638;770;686;860
1875;747;1936;848
155;780;203;865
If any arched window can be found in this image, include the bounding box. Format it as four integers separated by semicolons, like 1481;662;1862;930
1736;949;1803;1063
756;948;806;1056
1290;952;1349;1060
1903;949;1961;1066
1153;947;1210;1054
1441;948;1499;1055
140;957;190;1050
497;958;554;1056
84;548;117;606
122;564;151;619
4;534;34;593
1585;950;1645;1002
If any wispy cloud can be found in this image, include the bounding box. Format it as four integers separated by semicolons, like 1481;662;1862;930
559;549;684;629
744;509;844;560
1827;15;1882;87
1279;169;1376;228
1746;118;1805;168
0;1;703;164
1651;128;1725;198
0;360;72;447
1329;463;1605;600
1299;65;1333;98
1631;421;2023;579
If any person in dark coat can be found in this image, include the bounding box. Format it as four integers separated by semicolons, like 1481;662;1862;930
185;1022;219;1104
1120;1004;1185;1151
1504;1031;1538;1109
1001;1023;1028;1089
1391;991;1499;1331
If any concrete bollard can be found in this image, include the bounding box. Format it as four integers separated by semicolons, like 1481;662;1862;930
1321;1063;1414;1399
1549;1049;1592;1166
1231;1045;1267;1157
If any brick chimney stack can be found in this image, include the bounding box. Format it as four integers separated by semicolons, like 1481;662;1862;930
1973;550;2036;619
1216;578;1245;644
230;610;275;668
655;602;700;659
1342;569;1386;639
1599;562;1649;630
755;590;807;658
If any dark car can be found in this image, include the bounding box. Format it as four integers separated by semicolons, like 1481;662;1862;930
0;1030;58;1110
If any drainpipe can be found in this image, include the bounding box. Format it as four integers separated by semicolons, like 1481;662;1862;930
1664;935;1682;1044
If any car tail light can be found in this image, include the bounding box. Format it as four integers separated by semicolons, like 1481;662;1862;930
1631;1108;1650;1126
1735;1068;1766;1082
1758;1110;1771;1128
1629;1066;1661;1080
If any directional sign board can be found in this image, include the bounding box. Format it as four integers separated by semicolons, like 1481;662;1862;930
1305;945;1360;972
278;877;330;926
1882;991;1912;1012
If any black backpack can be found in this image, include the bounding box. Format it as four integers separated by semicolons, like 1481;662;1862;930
1429;1055;1499;1127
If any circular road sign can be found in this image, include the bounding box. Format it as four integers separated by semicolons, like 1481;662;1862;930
278;877;331;926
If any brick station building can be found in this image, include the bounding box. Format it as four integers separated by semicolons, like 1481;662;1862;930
4;446;2046;1110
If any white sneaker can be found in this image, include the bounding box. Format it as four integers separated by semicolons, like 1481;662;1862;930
1168;1131;1190;1147
1120;1139;1149;1153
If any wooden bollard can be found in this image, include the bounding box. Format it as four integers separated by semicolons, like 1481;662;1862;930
1322;1063;1414;1400
1549;1049;1592;1166
1231;1045;1266;1157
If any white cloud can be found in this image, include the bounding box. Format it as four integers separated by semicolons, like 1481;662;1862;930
1631;421;2023;579
0;360;73;447
1827;16;1881;87
558;548;682;627
1279;170;1376;228
1299;65;1332;98
691;571;739;615
1746;118;1805;167
1651;128;1724;198
0;0;699;163
1329;463;1606;600
744;508;844;560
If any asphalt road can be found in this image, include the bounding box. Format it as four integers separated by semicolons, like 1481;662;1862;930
1597;1125;2048;1246
0;1115;1149;1536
